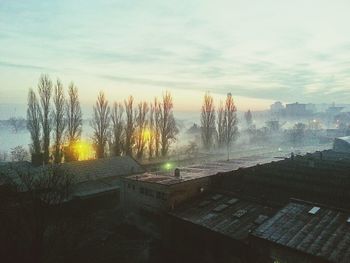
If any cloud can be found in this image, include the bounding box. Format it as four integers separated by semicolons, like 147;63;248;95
1;0;350;107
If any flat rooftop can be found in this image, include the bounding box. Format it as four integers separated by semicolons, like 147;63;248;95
169;192;274;240
124;156;278;186
252;200;350;263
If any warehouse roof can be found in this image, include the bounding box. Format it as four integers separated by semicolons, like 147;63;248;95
169;192;274;241
252;199;350;263
62;156;144;183
124;157;276;186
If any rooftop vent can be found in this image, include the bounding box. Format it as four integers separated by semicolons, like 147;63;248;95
211;194;223;201
226;198;239;205
213;204;229;212
308;206;320;215
174;168;180;177
233;209;247;218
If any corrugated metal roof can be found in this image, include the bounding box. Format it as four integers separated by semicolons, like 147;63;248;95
169;193;274;241
252;200;350;263
62;156;144;183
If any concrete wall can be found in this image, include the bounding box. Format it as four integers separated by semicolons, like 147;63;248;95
121;176;211;214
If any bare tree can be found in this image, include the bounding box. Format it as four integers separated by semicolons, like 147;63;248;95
216;101;225;148
0;164;73;263
91;91;110;158
9;117;26;133
52;79;66;163
148;102;155;159
124;96;135;156
154;98;161;157
65;83;83;162
223;93;238;160
110;102;124;156
135;102;149;159
10;145;29;162
245;109;253;127
38;74;53;164
27;88;42;156
290;122;306;145
200;92;216;150
159;92;178;157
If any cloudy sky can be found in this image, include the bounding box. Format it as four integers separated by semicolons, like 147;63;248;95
1;0;350;117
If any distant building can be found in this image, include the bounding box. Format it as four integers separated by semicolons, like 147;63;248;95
270;101;284;112
252;199;350;263
326;103;344;116
305;103;317;113
333;136;350;153
285;102;311;117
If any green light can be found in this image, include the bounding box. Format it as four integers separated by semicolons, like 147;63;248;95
165;162;172;170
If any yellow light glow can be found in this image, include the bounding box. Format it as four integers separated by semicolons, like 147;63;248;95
142;128;151;141
73;140;95;161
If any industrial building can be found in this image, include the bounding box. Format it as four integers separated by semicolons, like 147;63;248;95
167;192;275;262
251;199;350;263
120;160;253;214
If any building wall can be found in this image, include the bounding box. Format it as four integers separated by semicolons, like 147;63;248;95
121;176;211;214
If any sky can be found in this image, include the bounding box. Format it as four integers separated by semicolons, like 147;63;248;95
1;0;350;118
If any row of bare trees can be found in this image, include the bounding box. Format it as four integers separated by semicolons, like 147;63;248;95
91;91;178;159
27;74;82;164
200;93;239;155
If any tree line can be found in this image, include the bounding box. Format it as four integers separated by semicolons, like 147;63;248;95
200;92;239;158
26;74;178;164
27;74;82;164
91;90;178;159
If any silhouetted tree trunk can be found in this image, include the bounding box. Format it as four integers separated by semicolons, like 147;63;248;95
154;98;161;157
217;101;225;148
124;96;135;156
245;109;253;127
52;79;66;163
27;89;42;155
65;83;82;161
111;102;124;156
38;74;53;164
135;102;149;159
159;92;178;157
223;93;238;160
91;91;110;158
148;102;155;159
200;92;216;150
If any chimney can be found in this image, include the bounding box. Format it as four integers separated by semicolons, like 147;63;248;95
31;153;44;167
174;168;180;178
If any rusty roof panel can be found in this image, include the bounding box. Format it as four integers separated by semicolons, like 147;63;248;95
169;193;274;241
252;200;350;263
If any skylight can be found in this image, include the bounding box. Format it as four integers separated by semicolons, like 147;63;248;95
308;206;320;215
